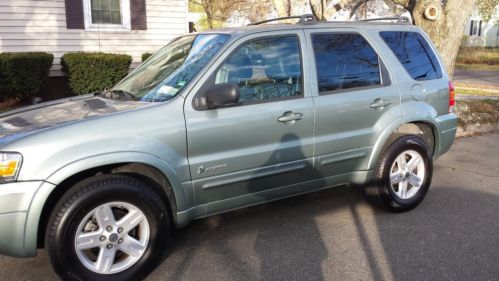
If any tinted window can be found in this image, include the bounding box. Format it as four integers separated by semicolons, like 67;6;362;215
380;31;442;81
215;36;302;103
312;33;381;93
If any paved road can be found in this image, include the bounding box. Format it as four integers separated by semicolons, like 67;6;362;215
1;133;499;281
453;68;499;86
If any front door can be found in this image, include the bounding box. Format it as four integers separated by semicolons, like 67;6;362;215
184;32;315;207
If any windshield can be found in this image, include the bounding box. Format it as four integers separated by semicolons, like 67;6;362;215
111;34;230;102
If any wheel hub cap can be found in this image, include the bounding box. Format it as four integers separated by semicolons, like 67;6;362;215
109;233;119;243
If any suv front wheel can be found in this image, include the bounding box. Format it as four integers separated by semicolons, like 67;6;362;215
369;135;433;212
46;175;170;281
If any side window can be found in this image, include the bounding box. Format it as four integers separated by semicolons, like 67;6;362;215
311;33;381;94
380;31;443;81
215;36;302;103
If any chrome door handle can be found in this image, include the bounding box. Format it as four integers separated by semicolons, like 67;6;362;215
277;111;303;123
370;98;392;109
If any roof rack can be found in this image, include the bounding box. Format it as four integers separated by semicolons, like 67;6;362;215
358;16;412;24
247;14;412;27
248;14;316;26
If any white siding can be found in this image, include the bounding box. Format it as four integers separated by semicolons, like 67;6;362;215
0;0;188;75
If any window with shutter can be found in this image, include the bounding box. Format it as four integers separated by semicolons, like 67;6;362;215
65;0;147;31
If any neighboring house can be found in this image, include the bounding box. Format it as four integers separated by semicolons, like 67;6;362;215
0;0;188;76
463;8;499;47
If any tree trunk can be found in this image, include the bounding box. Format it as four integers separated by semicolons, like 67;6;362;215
273;0;291;17
411;0;476;77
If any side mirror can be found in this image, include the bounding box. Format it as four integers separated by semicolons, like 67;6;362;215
196;83;240;109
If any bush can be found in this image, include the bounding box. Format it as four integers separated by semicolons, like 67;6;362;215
456;47;499;65
142;52;153;62
61;52;132;95
0;52;53;100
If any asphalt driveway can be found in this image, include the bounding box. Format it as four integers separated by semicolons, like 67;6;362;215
453;68;499;86
1;133;499;281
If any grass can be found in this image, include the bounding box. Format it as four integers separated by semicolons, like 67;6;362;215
456;87;499;96
455;63;499;71
456;47;499;65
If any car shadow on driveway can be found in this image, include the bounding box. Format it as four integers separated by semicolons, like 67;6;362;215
147;168;499;280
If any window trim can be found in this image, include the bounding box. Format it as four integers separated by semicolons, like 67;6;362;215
379;31;443;82
193;34;305;111
82;0;131;32
310;31;387;96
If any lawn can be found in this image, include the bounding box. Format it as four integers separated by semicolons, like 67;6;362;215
456;87;499;96
456;47;499;70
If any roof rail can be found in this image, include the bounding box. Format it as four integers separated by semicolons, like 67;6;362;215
358;16;412;24
248;14;316;26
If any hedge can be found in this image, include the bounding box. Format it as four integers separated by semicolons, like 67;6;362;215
61;52;132;95
142;52;153;62
0;52;53;100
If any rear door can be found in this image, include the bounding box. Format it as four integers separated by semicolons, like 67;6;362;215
305;28;401;177
183;31;315;209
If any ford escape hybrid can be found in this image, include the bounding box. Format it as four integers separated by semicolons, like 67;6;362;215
0;16;457;280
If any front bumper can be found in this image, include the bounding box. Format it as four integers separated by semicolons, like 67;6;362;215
434;113;458;159
0;181;53;257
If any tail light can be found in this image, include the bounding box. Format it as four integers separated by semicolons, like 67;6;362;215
449;81;455;113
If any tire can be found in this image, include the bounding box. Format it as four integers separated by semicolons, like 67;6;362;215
367;135;433;212
46;174;170;281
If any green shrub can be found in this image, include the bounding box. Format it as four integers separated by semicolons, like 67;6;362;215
456;47;499;65
0;52;53;100
142;52;153;62
61;52;132;95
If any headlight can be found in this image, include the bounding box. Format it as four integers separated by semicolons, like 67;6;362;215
0;152;23;182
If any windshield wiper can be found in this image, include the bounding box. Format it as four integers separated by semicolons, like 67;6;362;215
98;89;138;101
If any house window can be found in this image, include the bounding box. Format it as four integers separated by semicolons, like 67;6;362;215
470;20;482;36
82;0;131;31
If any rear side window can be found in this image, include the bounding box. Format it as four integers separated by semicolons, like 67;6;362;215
380;31;442;81
311;33;381;94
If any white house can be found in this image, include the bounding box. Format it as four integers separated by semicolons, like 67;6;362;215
463;7;499;47
0;0;189;76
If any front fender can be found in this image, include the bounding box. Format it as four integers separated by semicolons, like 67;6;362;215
44;151;189;212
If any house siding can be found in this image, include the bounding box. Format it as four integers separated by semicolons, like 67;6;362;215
0;0;188;76
463;9;499;47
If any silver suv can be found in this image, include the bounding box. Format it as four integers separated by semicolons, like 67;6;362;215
0;17;457;280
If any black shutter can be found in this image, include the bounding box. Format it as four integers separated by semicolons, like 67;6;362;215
478;20;482;36
65;0;84;29
131;0;147;30
469;20;474;36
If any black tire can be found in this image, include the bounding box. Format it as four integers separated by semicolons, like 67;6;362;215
46;174;170;281
367;135;433;212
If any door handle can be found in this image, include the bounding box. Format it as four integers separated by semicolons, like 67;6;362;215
277;111;303;123
370;98;392;109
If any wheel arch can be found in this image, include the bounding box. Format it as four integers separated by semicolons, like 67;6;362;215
33;153;189;249
367;118;438;171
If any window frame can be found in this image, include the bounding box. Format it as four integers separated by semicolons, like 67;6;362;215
194;34;305;110
82;0;131;32
310;32;389;96
379;31;443;82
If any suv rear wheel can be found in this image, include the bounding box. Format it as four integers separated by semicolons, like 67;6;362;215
46;175;170;281
368;135;433;212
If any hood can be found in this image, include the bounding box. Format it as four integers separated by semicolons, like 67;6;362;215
0;94;149;143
